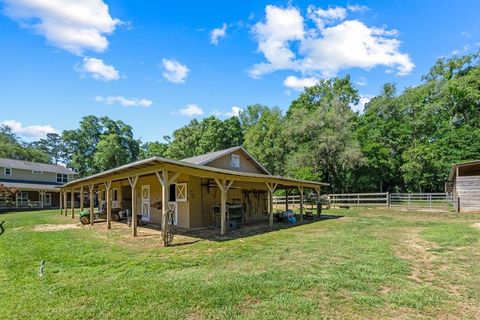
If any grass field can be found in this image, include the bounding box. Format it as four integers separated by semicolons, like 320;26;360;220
1;208;479;319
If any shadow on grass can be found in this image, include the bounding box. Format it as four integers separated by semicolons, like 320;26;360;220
172;214;344;242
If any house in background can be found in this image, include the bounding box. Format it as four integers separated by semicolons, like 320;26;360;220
446;160;480;213
61;146;327;237
0;158;76;209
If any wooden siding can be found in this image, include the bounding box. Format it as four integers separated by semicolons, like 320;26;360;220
455;176;480;213
204;150;265;174
188;178;269;228
0;167;65;183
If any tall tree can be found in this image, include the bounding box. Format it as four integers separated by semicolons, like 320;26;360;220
165;116;244;159
240;104;286;175
63;116;140;176
284;76;363;192
31;133;65;164
0;125;50;163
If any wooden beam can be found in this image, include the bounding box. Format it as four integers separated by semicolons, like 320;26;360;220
105;180;112;230
160;170;169;241
89;184;94;225
168;172;180;185
220;179;227;235
266;182;277;227
285;187;289;211
79;186;84;211
315;187;321;216
63;191;67;216
70;189;75;219
128;176;139;237
39;191;44;209
298;186;304;222
59;191;63;215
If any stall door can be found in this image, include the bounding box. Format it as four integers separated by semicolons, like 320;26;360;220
141;185;150;221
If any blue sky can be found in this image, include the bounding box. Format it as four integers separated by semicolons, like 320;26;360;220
1;0;479;143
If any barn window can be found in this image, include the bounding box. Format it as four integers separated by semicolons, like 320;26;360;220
230;154;240;168
4;168;12;175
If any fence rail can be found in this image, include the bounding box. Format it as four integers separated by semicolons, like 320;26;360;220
273;192;456;211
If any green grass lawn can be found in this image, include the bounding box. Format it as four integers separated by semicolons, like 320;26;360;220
1;208;479;319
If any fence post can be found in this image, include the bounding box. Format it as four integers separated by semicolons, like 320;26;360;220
456;196;460;214
387;192;390;210
429;194;432;208
408;194;411;208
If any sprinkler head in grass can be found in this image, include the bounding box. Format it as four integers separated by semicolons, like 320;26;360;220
39;260;45;277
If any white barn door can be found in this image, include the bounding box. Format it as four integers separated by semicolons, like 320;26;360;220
141;185;150;222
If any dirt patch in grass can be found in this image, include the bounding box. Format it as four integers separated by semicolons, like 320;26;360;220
32;223;80;232
393;228;439;284
472;223;480;229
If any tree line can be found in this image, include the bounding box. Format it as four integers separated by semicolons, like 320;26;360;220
1;53;479;193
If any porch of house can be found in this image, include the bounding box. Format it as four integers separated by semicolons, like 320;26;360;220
0;189;61;210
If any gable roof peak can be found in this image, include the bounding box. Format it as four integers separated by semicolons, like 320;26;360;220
180;146;270;175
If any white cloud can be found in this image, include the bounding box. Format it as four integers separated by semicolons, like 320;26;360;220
347;4;370;13
225;106;242;117
95;96;152;107
1;120;56;139
210;23;227;45
250;5;414;79
76;57;120;81
356;76;367;86
351;95;373;113
249;5;305;78
307;6;347;29
283;75;318;90
3;0;121;55
162;59;189;84
178;104;203;116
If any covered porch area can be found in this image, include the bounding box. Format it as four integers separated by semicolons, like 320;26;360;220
60;157;327;245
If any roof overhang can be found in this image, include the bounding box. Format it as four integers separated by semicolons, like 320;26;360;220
61;157;328;190
0;181;60;192
448;160;480;181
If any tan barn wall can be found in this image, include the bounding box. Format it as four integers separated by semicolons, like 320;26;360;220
455;176;480;213
188;178;269;228
204;150;265;174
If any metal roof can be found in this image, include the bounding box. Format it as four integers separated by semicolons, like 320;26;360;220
62;156;329;189
181;146;271;175
0;181;60;192
0;158;75;175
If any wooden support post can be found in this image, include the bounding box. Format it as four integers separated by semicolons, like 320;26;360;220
79;186;84;211
63;191;67;216
156;170;169;239
315;187;321;217
128;176;139;237
298;186;304;222
387;192;390;210
89;185;94;225
266;182;278;227
214;178;235;235
105;181;112;230
15;192;18;208
39;191;45;208
60;191;63;215
285;187;289;211
70;190;75;219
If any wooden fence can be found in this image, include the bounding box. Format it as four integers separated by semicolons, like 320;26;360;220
273;192;456;210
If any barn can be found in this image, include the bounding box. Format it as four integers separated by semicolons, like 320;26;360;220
60;146;327;243
446;160;480;213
